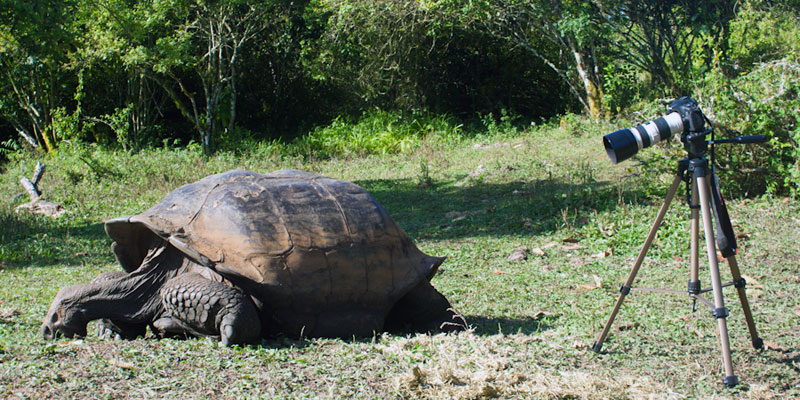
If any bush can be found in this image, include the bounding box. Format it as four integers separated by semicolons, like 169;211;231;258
292;110;463;158
693;1;800;197
702;61;800;197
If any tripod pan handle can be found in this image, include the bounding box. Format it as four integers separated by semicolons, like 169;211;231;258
711;135;768;145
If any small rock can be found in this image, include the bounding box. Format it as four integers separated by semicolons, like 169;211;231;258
445;211;467;221
468;165;486;178
507;246;528;261
0;308;21;321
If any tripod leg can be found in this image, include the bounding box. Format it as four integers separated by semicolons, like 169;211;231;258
726;255;764;349
689;179;701;295
696;173;738;387
592;174;682;353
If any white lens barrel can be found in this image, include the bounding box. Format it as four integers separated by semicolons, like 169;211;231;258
603;111;685;165
629;112;684;150
663;112;684;135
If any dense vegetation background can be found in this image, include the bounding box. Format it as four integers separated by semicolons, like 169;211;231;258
1;0;799;196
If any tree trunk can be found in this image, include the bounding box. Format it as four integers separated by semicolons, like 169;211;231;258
228;47;238;136
572;46;604;120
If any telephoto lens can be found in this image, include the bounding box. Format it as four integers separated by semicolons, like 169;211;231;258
603;112;685;164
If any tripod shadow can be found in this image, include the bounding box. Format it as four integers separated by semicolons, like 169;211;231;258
763;348;800;374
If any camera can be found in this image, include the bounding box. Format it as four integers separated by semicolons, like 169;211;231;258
603;97;706;164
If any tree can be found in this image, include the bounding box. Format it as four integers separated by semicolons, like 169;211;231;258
79;0;285;154
488;0;607;119
0;0;77;152
318;0;440;110
154;0;275;154
596;0;736;96
72;0;167;149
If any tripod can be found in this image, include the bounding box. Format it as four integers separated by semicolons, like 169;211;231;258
591;139;764;387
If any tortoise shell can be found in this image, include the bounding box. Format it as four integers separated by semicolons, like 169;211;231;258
104;169;444;336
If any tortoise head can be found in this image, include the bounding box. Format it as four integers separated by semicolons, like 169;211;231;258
41;241;205;341
41;285;89;340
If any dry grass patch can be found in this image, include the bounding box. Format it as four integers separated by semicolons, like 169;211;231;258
384;332;676;400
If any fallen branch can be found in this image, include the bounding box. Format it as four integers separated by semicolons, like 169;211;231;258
12;161;45;201
32;161;45;186
14;161;66;218
19;176;40;201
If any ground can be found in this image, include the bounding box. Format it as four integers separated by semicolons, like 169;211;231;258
1;118;798;398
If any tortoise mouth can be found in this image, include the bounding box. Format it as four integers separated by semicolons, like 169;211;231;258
41;320;87;340
41;299;89;341
41;323;56;340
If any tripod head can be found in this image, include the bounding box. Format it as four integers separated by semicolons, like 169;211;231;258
669;97;768;160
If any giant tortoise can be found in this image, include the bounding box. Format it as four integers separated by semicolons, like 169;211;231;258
41;169;464;345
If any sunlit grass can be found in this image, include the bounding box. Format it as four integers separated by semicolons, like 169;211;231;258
0;114;797;399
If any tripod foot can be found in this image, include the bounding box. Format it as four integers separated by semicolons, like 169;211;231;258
752;338;764;350
723;375;739;388
592;341;603;353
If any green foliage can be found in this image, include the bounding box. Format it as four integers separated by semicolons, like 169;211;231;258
49;107;82;142
294;110;463;158
0;0;78;152
700;62;800;197
480;109;521;137
690;0;800;197
311;0;568;118
727;0;800;69
602;62;648;113
598;0;735;96
600;0;800;198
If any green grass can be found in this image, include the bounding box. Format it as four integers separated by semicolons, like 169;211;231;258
1;115;798;399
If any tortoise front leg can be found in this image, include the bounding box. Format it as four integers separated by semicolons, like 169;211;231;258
91;271;148;340
154;273;261;346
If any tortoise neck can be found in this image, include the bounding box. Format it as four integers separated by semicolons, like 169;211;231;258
75;242;188;324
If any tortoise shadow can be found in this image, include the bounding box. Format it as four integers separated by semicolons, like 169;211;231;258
245;314;555;349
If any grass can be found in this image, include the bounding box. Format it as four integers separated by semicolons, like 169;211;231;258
1;114;798;399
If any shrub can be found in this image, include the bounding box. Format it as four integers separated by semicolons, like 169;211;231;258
694;1;800;197
292;110;463;158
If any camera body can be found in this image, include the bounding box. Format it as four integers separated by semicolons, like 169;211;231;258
603;97;704;164
667;97;704;132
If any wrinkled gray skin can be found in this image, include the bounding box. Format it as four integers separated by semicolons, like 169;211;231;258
42;237;261;346
41;169;465;346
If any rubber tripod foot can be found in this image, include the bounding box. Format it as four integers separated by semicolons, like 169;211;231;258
752;337;764;350
592;341;603;353
723;375;739;388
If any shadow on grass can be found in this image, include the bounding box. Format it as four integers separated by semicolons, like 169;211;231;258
0;209;110;268
252;315;554;349
3;172;651;267
466;315;553;336
766;349;800;374
356;175;632;241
